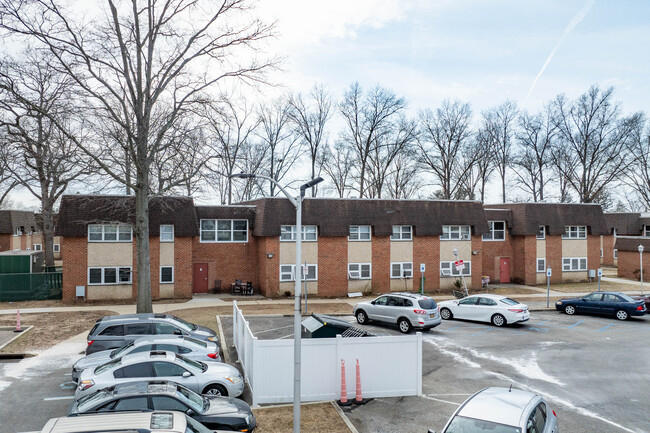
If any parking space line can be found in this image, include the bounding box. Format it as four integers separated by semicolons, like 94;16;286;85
535;320;547;325
422;394;461;406
469;328;490;336
567;320;583;329
277;333;294;340
597;324;615;332
253;325;294;335
43;396;75;401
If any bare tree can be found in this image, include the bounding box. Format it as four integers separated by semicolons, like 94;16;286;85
0;51;93;267
0;137;18;206
553;86;642;203
339;83;407;198
321;141;352;198
482;100;518;203
460;129;495;202
0;0;275;312
512;106;557;201
385;151;421;199
288;84;332;196
623;117;650;210
417;100;475;199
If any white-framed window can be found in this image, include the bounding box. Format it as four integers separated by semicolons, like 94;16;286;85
537;226;546;240
537;258;546;273
390;225;412;241
441;225;471;240
562;257;587;272
279;264;318;281
349;225;371;241
644;225;650;237
160;225;174;242
200;219;248;242
348;263;371;279
600;248;603;258
562;226;587;239
483;221;506;241
88;224;132;242
33;244;42;251
53;244;60;253
160;266;174;284
440;261;471;276
613;249;618;259
88;266;132;285
280;225;317;242
391;262;413;279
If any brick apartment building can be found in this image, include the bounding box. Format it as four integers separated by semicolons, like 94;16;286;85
53;194;623;302
614;237;650;282
602;213;650;266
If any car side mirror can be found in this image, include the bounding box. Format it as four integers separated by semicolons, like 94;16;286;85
182;371;192;378
581;298;587;302
371;300;376;305
186;409;195;416
428;430;437;433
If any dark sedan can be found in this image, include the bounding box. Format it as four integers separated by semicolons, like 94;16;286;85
69;380;255;432
555;291;647;320
632;294;650;310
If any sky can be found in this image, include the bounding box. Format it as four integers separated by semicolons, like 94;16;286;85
6;0;650;209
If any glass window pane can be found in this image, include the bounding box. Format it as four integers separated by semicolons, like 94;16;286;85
201;220;215;231
217;231;231;241
161;267;173;283
119;268;131;283
233;230;247;241
201;230;215;241
104;268;117;283
121;362;152;378
104;225;117;241
89;268;102;284
151;396;187;412
89;225;103;241
126;323;151;335
113;397;148;411
391;263;400;277
233;220;247;231
152;361;187;377
118;225;131;241
217;220;231;230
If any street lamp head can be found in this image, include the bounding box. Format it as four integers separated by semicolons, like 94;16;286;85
230;172;256;179
639;244;645;254
300;177;325;197
452;248;458;257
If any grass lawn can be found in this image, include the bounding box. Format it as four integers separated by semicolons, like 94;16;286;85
542;280;640;293
253;402;351;433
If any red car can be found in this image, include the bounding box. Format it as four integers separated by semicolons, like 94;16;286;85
632;294;650;310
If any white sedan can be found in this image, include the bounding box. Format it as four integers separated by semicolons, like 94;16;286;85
438;294;530;327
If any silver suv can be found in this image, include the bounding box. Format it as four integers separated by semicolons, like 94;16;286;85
353;292;441;333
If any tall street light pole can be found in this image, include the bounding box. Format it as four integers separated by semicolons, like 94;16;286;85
639;244;644;295
231;173;323;433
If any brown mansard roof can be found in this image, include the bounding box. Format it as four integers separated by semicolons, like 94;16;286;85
483;203;608;236
603;213;642;236
56;195;199;237
0;210;37;234
614;236;650;252
245;197;489;237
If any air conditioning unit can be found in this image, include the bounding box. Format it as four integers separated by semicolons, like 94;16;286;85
348;271;360;280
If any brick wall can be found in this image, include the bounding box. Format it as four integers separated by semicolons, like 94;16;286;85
257;237;280;297
511;237;526;284
371;236;391;293
174;237;193;299
602;235;615;266
617;250;650;282
62;237;87;303
131;241;138;299
413;236;440;292
471;235;484;288
546;236;563;284
480;236;512;283
587;235;600;274
0;234;10;251
150;237;160;300
522;236;538;285
317;236;348;297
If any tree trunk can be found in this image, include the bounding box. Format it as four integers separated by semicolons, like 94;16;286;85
135;172;152;314
40;196;55;268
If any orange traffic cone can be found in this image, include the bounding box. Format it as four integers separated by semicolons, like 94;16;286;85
337;359;352;406
14;307;22;333
354;358;368;404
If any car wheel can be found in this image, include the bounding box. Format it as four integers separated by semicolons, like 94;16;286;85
203;384;228;397
398;318;412;334
615;310;628;321
440;308;452;320
356;310;368;325
491;314;506;327
564;305;576;315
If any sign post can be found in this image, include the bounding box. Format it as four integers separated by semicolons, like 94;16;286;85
454;260;468;297
546;267;552;307
597;268;602;292
303;262;308;314
420;263;426;294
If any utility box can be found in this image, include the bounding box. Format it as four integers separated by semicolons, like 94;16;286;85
301;314;373;339
0;250;44;274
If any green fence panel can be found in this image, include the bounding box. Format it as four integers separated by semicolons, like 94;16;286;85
0;272;63;302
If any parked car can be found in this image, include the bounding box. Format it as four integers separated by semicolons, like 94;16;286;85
70;380;255;432
85;313;219;355
73;336;221;382
353;292;441;333
438;294;529;327
76;351;244;399
429;387;559;433
41;410;212;433
631;294;650;311
555;291;646;320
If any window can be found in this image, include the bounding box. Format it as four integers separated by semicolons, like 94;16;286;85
537;258;546;273
157;344;191;354
160;266;174;284
537;225;546;240
562;225;587;239
390;225;412;241
440;261;471;276
280;225;317;241
600;248;603;258
160;225;174;242
279;264;318;281
478;297;497;306
613;249;618;259
53;244;60;253
390;262;413;279
33;244;42;251
526;403;547;433
152;361;188;377
99;325;124;336
151;396;188;412
482;221;505;241
88;267;132;285
155;323;184;336
441;225;471;240
113;397;148;411
603;294;621;302
645;225;650;237
200;219;248;242
88;224;132;242
562;257;587;271
348;263;371;279
458;297;478;305
115;362;152;378
374;296;389;306
349;225;371;241
584;293;602;302
126;323;151;335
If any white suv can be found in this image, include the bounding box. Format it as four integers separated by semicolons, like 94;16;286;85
41;411;212;433
353;292;441;333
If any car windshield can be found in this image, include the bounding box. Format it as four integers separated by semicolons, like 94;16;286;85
75;388;112;412
619;293;635;302
499;298;519;306
444;415;521;433
94;358;121;375
175;384;204;413
171;316;198;331
110;341;135;359
175;354;207;372
418;298;437;310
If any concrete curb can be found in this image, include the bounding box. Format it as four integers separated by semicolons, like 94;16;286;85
331;400;361;433
0;325;34;352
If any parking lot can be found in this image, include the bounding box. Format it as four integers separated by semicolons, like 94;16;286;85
221;311;650;433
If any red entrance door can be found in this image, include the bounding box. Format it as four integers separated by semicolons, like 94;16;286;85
500;258;511;283
193;263;208;293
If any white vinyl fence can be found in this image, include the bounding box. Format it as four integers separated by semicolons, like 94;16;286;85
232;302;422;406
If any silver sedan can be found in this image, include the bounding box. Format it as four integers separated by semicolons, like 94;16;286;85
75;351;244;400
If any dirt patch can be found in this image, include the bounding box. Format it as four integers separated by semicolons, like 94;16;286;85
543;280;639;293
253;402;351;433
0;310;116;354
